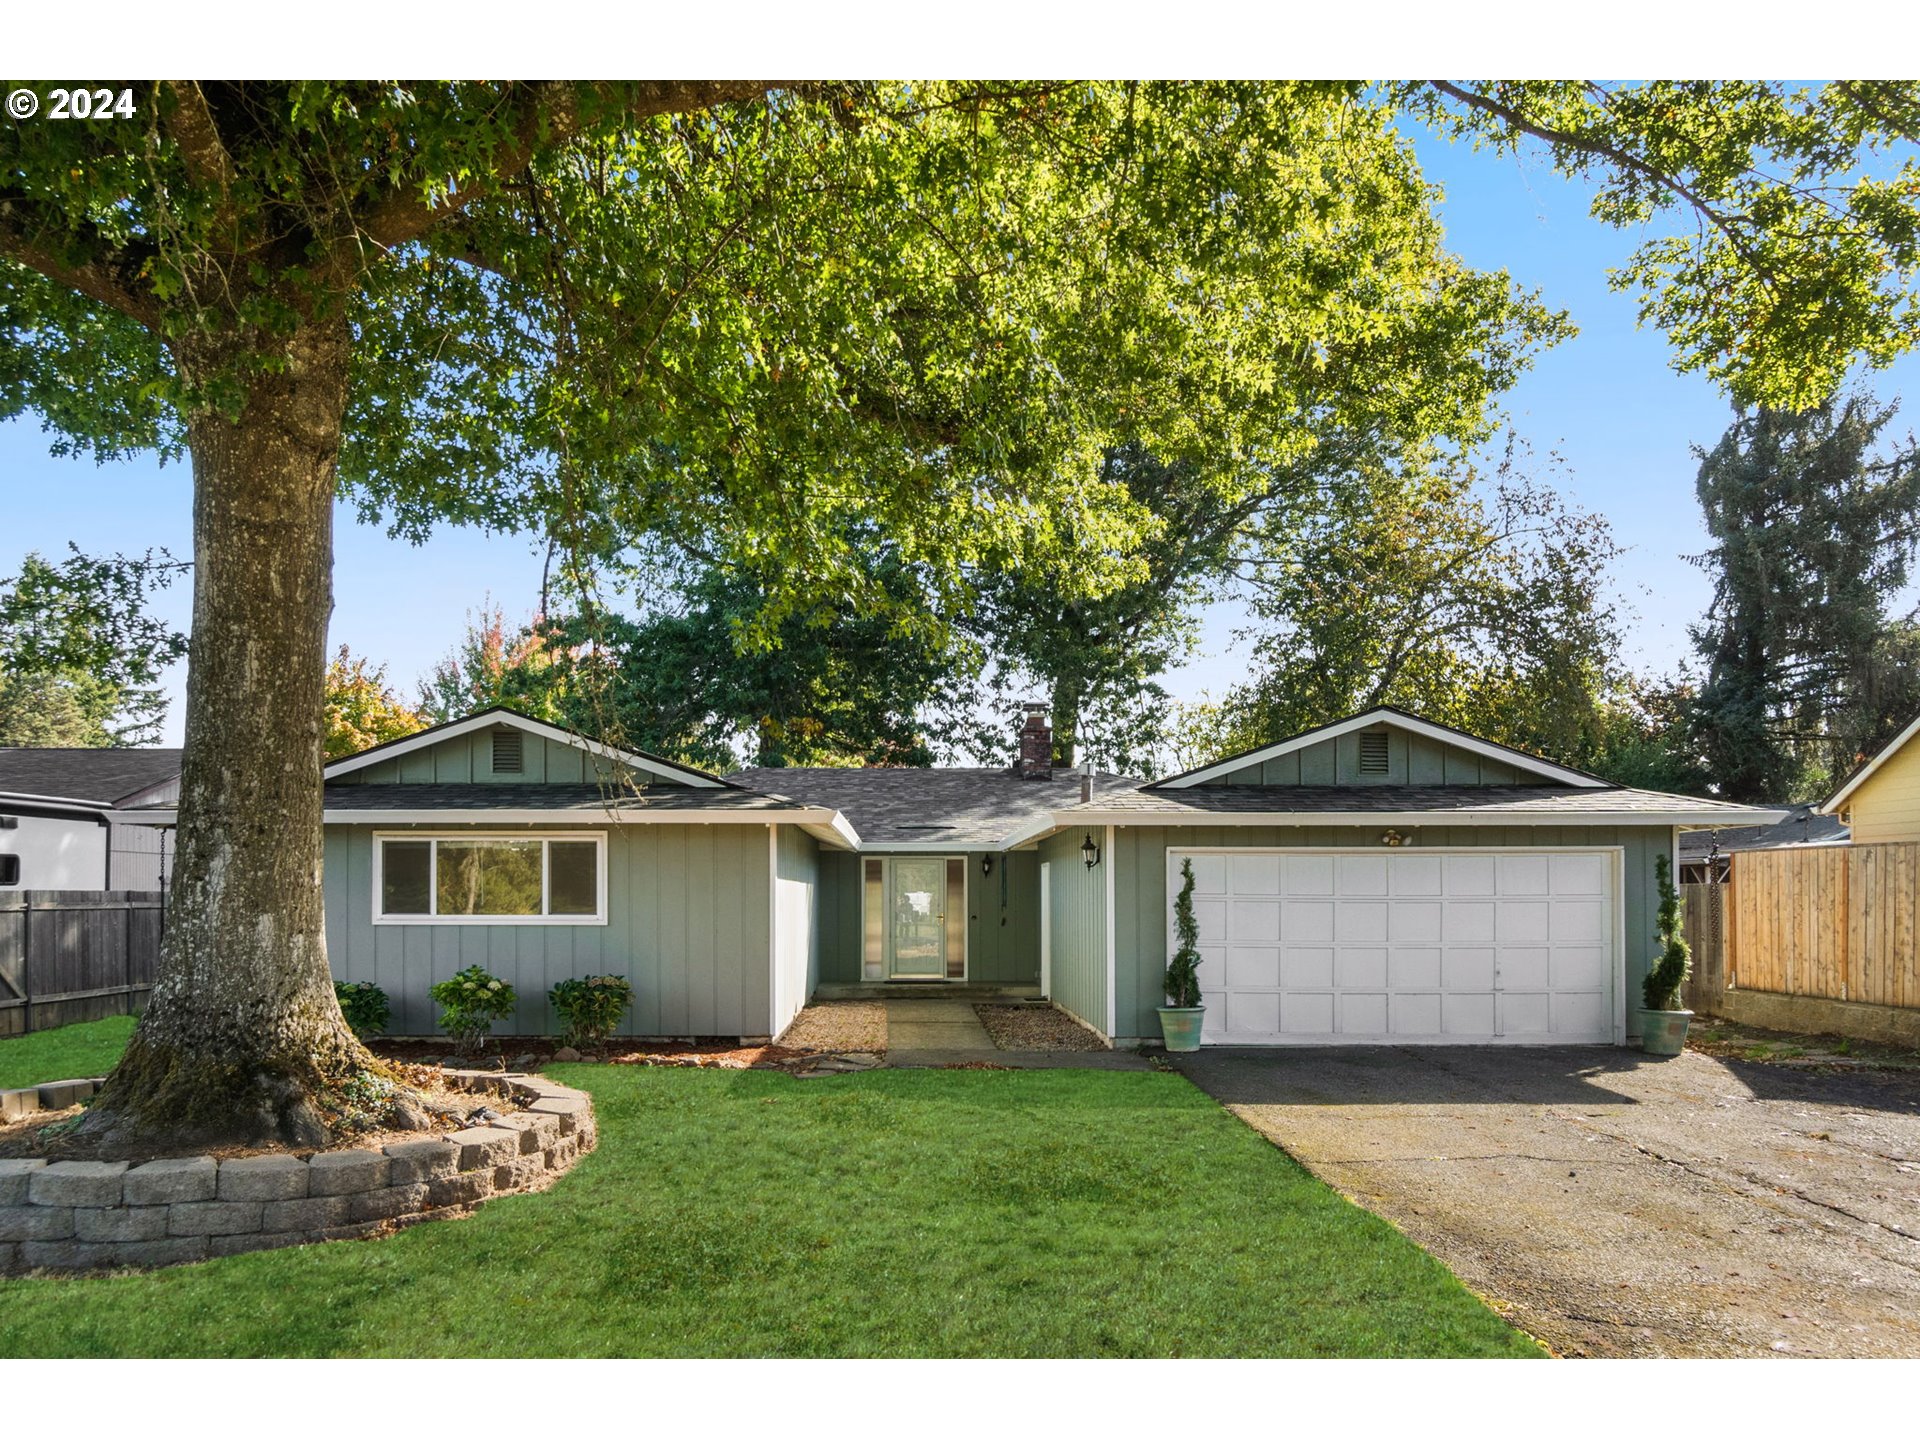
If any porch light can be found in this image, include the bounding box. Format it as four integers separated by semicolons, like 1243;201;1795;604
1081;832;1100;869
981;854;994;876
1380;830;1408;848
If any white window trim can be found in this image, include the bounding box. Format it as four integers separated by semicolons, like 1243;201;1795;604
371;829;609;926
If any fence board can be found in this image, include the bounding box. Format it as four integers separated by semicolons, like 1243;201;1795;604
1727;844;1920;1010
0;891;162;1037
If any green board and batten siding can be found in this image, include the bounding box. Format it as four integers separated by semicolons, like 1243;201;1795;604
323;824;774;1038
331;731;632;786
1040;829;1107;1034
1107;823;1674;1043
1202;729;1529;788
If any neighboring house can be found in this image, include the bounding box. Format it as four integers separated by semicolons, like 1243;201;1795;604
1676;803;1849;884
0;747;181;890
1819;713;1920;844
123;703;1781;1047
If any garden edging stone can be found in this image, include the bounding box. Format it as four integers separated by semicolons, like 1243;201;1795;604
0;1070;594;1276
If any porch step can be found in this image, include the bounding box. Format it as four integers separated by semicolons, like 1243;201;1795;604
812;983;1045;1002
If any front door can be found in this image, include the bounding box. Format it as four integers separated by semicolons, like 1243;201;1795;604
889;856;947;979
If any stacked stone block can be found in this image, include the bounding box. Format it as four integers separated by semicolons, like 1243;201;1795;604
0;1071;594;1275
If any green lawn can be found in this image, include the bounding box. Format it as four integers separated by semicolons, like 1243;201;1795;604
0;1030;1539;1357
0;1016;136;1091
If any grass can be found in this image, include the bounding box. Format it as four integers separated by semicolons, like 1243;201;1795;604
0;1016;136;1091
0;1030;1539;1357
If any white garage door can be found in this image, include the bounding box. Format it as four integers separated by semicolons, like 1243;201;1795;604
1172;849;1619;1045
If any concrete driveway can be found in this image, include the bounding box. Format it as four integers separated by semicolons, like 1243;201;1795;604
1173;1046;1920;1357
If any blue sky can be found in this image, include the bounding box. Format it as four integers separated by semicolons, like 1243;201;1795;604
4;121;1918;748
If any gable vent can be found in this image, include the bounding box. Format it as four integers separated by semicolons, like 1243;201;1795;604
491;728;524;774
1358;731;1390;775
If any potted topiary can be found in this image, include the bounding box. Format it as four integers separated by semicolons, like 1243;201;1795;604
1641;854;1692;1056
1159;857;1206;1052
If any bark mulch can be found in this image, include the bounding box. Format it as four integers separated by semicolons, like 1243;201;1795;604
974;1003;1109;1052
775;1001;888;1055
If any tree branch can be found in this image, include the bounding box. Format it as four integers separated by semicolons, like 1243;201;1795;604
0;195;160;327
161;81;240;239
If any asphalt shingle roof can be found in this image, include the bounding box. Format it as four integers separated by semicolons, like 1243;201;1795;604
732;767;1143;846
1676;803;1848;860
0;747;183;806
314;783;808;814
1066;784;1771;818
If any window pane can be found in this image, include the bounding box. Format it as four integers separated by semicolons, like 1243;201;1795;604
862;858;885;980
945;858;966;979
436;839;543;916
380;841;431;915
548;841;598;915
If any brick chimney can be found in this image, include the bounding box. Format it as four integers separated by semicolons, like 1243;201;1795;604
1017;703;1052;780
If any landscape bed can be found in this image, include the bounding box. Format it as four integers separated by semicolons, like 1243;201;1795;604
0;1020;1539;1357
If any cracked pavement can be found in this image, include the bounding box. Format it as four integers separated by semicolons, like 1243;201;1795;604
1173;1045;1920;1357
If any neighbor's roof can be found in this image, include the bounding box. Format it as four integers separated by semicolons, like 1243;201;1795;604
733;766;1143;847
1676;804;1849;862
316;783;804;815
0;747;183;809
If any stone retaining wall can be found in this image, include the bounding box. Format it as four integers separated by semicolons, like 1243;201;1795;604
0;1071;594;1275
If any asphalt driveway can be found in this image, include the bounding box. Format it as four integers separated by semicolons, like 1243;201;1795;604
1174;1046;1920;1357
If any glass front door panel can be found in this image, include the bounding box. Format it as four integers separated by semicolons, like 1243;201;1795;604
890;857;946;978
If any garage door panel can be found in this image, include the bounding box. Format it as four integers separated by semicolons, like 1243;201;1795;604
1282;899;1334;942
1188;854;1228;894
1281;992;1335;1034
1389;947;1441;988
1443;992;1496;1036
1280;946;1334;988
1550;945;1610;989
1173;848;1618;1046
1552;899;1608;943
1443;946;1495;989
1336;902;1388;943
1392;993;1441;1035
1499;992;1552;1034
1225;947;1281;989
1444;901;1496;944
1335;947;1387;989
1341;992;1389;1034
1499;947;1552;989
1226;990;1280;1036
1389;901;1443;943
1496;901;1551;945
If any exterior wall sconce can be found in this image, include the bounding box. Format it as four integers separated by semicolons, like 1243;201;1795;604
981;854;994;876
1081;832;1101;869
1380;830;1409;848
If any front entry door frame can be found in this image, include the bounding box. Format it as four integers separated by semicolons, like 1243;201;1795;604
861;854;969;982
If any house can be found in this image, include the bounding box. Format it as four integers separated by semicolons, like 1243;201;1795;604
1676;803;1849;884
123;703;1781;1047
0;747;181;890
1818;714;1920;843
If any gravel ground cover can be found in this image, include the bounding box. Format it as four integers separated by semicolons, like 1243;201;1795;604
975;1003;1108;1052
776;1001;888;1053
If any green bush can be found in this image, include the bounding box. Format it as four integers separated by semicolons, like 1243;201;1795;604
549;974;633;1048
430;965;518;1054
334;980;390;1038
1164;857;1204;1009
1642;853;1691;1012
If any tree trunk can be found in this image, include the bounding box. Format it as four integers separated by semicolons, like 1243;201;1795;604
1050;675;1081;770
80;319;388;1154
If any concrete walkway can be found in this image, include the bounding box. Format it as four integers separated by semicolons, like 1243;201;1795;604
879;999;1151;1070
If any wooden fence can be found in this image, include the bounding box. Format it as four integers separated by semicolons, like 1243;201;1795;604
0;891;163;1037
1724;844;1920;1008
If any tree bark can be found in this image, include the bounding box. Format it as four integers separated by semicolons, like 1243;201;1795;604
79;318;388;1154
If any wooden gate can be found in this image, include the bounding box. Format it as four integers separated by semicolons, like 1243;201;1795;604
0;891;163;1036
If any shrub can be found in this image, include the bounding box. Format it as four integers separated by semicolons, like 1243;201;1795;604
549;974;633;1048
334;980;390;1038
1164;857;1204;1009
430;965;518;1054
1643;853;1691;1012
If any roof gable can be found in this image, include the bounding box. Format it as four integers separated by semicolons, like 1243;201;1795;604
323;708;728;789
1820;711;1920;814
1152;707;1610;790
0;747;184;807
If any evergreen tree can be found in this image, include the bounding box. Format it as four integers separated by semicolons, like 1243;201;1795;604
1689;392;1920;801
